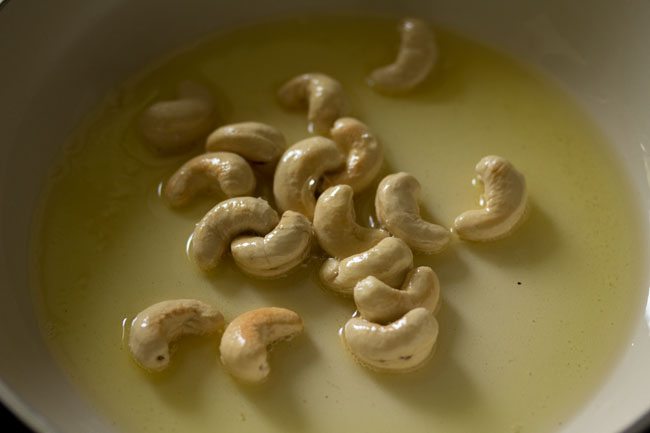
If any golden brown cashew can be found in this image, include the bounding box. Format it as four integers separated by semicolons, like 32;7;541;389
375;172;450;254
320;117;384;194
354;266;440;324
313;185;388;258
190;197;279;271
139;81;217;154
205;122;286;165
220;307;303;383
164;152;255;207
343;307;438;372
277;73;346;134
368;18;437;93
319;237;413;296
231;211;313;278
453;155;527;241
128;299;224;372
273;137;345;219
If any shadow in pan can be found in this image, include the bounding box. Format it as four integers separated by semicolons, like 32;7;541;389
149;336;219;413
623;410;650;433
236;334;319;432
363;302;483;419
0;404;33;433
414;241;471;288
459;199;559;269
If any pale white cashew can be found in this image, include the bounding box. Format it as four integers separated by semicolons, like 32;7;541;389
321;117;384;194
319;237;413;296
354;266;440;324
375;172;450;254
164;152;255;207
368;18;437;93
277;73;346;134
453;155;527;241
205;122;286;165
231;211;313;278
273;136;344;219
220;307;303;383
128;299;224;372
190;197;279;271
342;307;438;372
313;185;388;258
139;81;217;154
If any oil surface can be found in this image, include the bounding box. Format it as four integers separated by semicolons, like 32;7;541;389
33;16;646;433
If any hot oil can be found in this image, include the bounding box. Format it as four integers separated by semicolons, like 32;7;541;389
33;16;646;433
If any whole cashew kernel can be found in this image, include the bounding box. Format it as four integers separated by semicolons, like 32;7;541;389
190;197;279;271
273;136;345;219
368;18;437;93
205;122;286;165
164;152;255;207
343;307;438;372
321;117;384;194
313;185;388;258
319;237;413;296
128;299;224;372
375;172;450;254
220;307;303;383
277;73;346;134
453;155;527;241
231;211;313;278
354;266;440;324
139;81;217;154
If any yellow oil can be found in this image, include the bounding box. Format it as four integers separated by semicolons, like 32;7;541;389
33;16;646;433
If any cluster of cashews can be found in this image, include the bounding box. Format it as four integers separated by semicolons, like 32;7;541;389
271;116;385;218
128;299;303;383
314;162;527;372
189;196;313;278
314;229;441;372
138;16;436;154
344;267;442;371
274;67;452;371
314;193;443;371
130;67;394;378
163;121;285;206
156;116;317;277
130;16;529;379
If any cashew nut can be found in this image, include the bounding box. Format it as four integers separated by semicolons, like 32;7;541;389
139;81;217;154
231;211;313;278
319;237;413;296
453;155;528;241
277;73;346;134
190;197;279;271
205;122;286;165
273;137;344;219
354;266;440;324
342;307;438;372
220;307;303;383
313;185;388;258
375;172;450;254
163;152;255;207
128;299;224;372
320;117;384;194
368;18;437;93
